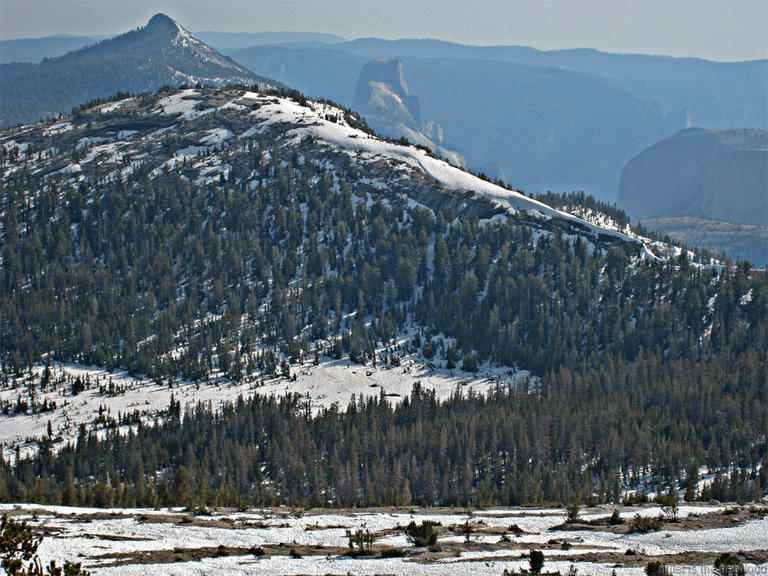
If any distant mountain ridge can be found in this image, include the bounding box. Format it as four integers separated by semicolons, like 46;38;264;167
231;45;686;200
329;38;768;129
0;34;108;64
620;128;768;225
195;30;347;49
619;128;768;264
0;30;346;65
0;14;280;127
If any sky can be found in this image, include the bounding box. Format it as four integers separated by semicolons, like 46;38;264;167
1;0;766;62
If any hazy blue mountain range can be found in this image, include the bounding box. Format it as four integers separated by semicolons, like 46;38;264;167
0;14;280;127
230;45;686;200
325;38;768;129
195;30;347;49
0;34;108;64
224;39;765;203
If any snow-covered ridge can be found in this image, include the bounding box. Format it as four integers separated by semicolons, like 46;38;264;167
0;86;663;259
239;91;662;257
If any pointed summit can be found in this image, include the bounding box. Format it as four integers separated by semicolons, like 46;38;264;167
144;13;183;37
0;14;281;126
147;13;178;29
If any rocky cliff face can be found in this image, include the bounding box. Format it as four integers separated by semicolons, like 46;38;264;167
353;59;420;127
352;59;465;167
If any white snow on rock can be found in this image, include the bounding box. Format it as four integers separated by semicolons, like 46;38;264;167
246;97;660;259
42;121;73;136
154;89;207;119
200;127;234;146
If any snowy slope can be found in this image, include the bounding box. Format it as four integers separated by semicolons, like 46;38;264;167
0;356;529;462
247;95;661;256
0;86;666;255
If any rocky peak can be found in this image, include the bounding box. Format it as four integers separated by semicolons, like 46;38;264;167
351;59;466;166
145;13;182;34
353;59;421;127
355;59;410;99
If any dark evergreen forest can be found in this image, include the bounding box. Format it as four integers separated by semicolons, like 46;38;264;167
0;87;765;507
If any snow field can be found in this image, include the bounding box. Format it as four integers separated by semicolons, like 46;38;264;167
0;356;528;460
1;503;764;576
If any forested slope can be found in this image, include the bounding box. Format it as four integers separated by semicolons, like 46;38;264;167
0;86;764;506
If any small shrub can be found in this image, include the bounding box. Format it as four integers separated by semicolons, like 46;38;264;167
714;553;745;576
630;514;662;533
460;521;473;543
646;560;670;576
610;509;625;525
251;546;266;556
346;528;375;553
509;523;524;536
404;520;439;548
657;494;679;521
565;502;581;523
529;549;545;574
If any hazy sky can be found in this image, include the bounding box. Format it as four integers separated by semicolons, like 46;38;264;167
1;0;766;62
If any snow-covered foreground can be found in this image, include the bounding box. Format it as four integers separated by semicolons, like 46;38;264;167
2;503;766;576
